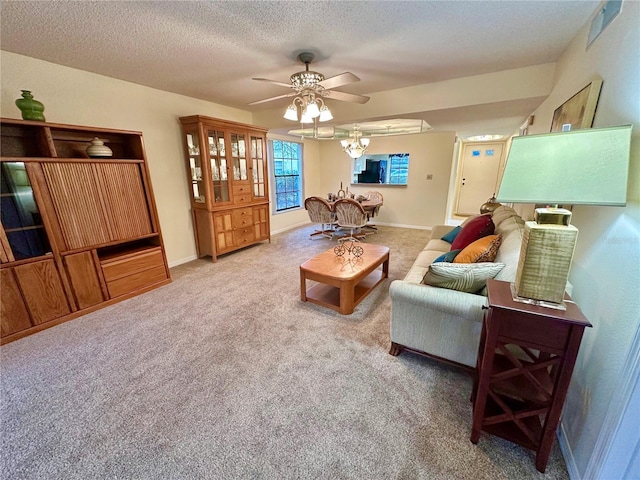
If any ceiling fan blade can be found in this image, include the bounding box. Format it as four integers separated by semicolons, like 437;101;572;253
252;77;293;89
325;90;370;104
319;72;359;90
248;93;295;106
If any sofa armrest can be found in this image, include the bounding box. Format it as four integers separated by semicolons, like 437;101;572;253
430;224;456;240
389;280;487;322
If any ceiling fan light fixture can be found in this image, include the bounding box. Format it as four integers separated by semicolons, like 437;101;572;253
305;102;320;118
319;106;333;122
284;104;298;121
300;111;314;124
341;125;370;159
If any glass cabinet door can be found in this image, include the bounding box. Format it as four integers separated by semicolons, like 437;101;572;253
207;129;230;203
185;130;205;204
250;135;267;199
0;162;52;261
230;132;248;182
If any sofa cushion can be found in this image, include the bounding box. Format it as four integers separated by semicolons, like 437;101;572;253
434;249;462;263
424;238;453;253
422;262;505;293
461;213;488;227
451;214;495;251
495;215;525;237
454;234;502;263
441;226;461;243
404;250;445;283
493;227;524;283
492;206;522;230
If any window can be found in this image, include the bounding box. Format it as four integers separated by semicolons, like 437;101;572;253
270;139;303;212
388;153;409;185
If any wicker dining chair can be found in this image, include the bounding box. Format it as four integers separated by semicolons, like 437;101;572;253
364;190;384;232
334;198;369;242
304;196;337;239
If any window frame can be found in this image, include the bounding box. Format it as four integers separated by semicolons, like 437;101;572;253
268;138;304;214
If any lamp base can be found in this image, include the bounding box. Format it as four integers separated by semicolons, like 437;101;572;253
514;221;578;305
510;283;567;311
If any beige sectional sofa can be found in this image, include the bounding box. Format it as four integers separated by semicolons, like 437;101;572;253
388;206;527;368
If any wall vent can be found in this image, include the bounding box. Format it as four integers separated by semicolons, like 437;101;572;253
587;0;623;47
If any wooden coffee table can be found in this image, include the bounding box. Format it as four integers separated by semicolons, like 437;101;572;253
300;243;390;315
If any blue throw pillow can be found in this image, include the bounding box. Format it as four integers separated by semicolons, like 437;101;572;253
433;249;462;263
441;226;462;244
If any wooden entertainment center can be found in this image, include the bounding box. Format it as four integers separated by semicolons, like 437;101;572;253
0;118;171;344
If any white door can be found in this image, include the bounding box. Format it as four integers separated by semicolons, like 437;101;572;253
455;142;504;216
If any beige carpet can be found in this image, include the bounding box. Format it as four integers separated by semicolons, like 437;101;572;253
0;225;569;479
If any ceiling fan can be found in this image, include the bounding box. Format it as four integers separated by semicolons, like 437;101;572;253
249;52;369;122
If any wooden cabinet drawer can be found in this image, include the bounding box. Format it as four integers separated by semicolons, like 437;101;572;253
101;248;164;282
232;207;253;226
100;246;167;298
106;265;167;298
235;229;256;246
233;185;252;203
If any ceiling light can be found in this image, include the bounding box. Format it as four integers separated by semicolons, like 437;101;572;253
300;111;314;124
284;104;298;121
305;102;320;118
319;106;333;122
283;92;332;123
340;125;370;159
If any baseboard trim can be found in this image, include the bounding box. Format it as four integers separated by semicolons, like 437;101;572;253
558;422;581;480
371;222;432;231
168;255;198;268
271;220;312;235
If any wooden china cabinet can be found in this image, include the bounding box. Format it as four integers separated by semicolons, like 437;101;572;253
179;115;270;262
0;118;171;344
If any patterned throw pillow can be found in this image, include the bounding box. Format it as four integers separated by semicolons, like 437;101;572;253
454;234;503;263
433;249;462;263
450;214;495;251
422;262;505;293
441;226;462;244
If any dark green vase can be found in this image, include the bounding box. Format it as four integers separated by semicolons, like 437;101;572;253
15;90;45;121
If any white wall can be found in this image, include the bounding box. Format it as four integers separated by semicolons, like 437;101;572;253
268;130;456;234
522;3;640;478
314;131;456;228
0;51;253;266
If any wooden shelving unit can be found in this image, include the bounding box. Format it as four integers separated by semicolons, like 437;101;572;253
0;118;171;344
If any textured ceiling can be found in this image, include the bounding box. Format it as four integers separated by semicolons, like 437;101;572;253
1;0;599;137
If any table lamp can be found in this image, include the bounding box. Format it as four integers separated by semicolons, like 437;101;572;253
496;124;632;309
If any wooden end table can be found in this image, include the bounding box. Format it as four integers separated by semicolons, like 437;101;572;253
471;279;592;472
300;243;389;315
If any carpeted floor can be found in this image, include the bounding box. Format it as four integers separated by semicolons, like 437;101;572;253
0;225;569;479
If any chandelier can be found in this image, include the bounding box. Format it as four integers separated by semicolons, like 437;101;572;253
340;125;370;159
283;64;333;123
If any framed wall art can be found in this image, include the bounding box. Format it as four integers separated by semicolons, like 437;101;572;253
550;78;602;132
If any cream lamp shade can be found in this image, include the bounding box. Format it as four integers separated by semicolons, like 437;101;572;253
497;125;632;206
496;124;632;308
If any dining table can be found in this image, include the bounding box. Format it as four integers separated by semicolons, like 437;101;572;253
327;198;383;216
